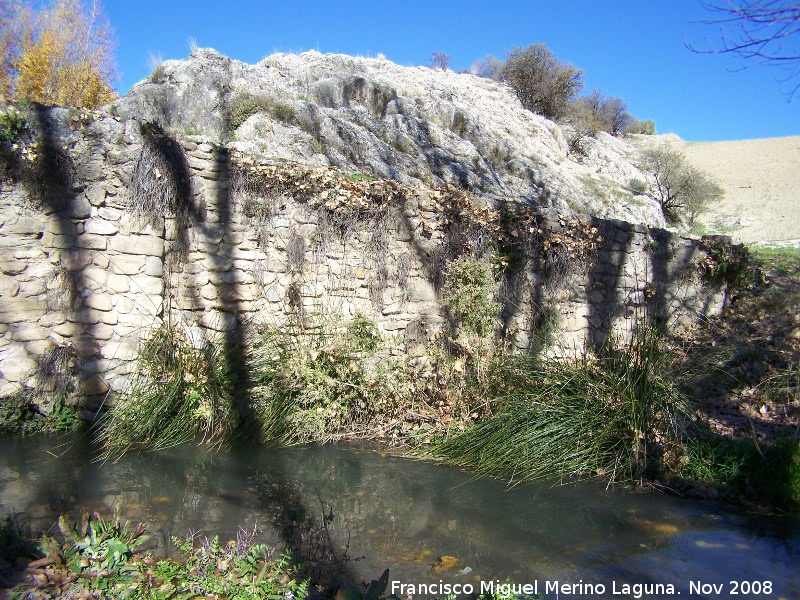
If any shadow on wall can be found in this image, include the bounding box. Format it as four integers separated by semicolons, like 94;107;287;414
0;105;95;400
586;217;634;351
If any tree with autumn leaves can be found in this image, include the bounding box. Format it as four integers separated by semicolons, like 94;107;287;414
1;0;118;109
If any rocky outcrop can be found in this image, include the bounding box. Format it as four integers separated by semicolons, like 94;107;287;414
119;49;664;226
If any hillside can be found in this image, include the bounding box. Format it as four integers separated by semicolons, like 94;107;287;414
649;135;800;246
118;48;665;227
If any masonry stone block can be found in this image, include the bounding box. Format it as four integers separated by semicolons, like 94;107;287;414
76;234;109;250
1;260;27;276
225;247;256;261
0;278;20;298
11;324;48;343
82;266;109;287
47;218;78;236
81;374;110;395
51;235;77;249
90;323;116;340
106;274;130;293
203;255;233;272
3;216;43;235
0;298;44;323
54;321;85;337
67;197;92;219
144;256;163;278
61;249;93;271
100;339;138;361
85;185;107;205
219;285;257;302
129;275;162;296
83;294;114;312
110;234;164;256
0;356;37;382
71;335;100;357
84;219;118;235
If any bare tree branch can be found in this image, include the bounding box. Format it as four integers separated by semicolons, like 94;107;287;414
685;1;800;99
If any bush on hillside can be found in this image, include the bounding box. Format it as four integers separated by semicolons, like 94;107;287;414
624;118;656;135
572;89;633;136
471;54;504;80
499;44;584;121
429;51;452;70
641;143;723;224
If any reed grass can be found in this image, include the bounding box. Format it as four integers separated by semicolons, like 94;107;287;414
422;325;692;485
95;322;238;460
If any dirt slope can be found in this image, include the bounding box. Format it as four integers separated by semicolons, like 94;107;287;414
668;135;800;246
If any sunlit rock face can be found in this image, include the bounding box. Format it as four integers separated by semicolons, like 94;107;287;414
120;48;665;227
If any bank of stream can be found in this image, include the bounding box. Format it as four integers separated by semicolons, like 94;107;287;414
1;433;799;598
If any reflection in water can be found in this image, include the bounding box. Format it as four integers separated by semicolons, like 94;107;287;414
1;433;799;598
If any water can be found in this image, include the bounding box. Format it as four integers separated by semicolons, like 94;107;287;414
1;433;799;599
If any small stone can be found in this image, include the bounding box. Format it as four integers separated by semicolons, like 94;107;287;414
67;197;92;219
0;260;27;275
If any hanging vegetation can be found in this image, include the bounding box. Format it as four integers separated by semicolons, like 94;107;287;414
126;123;193;232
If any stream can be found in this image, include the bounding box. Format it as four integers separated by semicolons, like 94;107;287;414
1;433;798;599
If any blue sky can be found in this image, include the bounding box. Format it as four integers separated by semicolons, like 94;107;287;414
104;0;799;142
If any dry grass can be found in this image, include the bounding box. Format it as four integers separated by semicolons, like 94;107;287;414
671;248;800;442
126;128;192;232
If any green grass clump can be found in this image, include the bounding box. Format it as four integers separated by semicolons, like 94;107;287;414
422;325;691;485
0;512;39;566
682;435;800;509
346;172;378;183
226;93;296;130
96;323;239;460
226;93;274;130
270;101;296;123
628;177;647;195
751;247;800;277
0;105;26;143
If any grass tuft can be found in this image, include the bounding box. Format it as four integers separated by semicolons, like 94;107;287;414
95;322;239;460
226;93;296;130
421;325;692;485
682;435;800;508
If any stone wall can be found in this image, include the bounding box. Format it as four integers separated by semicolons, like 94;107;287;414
0;107;728;410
